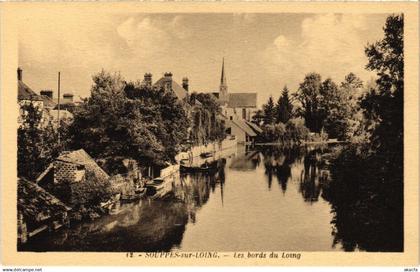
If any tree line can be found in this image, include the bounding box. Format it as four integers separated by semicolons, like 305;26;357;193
18;71;226;180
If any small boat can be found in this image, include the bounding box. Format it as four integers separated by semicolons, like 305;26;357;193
145;178;167;193
200;152;213;158
121;187;147;202
180;163;218;173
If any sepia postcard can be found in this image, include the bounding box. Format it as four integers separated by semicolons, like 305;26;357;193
0;1;419;267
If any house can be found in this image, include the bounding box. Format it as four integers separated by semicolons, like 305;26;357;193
18;178;71;244
17;68;45;126
36;149;110;206
152;72;189;101
212;59;258;122
37;149;109;186
225;118;258;144
17;68;74;127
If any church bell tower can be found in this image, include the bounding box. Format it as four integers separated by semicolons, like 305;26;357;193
219;58;228;103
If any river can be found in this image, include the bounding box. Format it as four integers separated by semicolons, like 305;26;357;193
20;144;359;252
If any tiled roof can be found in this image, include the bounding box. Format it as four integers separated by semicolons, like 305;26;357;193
245;120;263;134
18;178;71;222
153;77;188;100
229;119;257;137
18;80;42;101
57;149;110;180
227;93;257;108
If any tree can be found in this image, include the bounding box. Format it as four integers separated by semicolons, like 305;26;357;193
340;73;366;141
251;109;264;126
188;92;226;145
341;73;363;99
263;96;276;125
18;102;63;180
325;14;404;252
69;70;190;169
320;78;346;139
294;73;324;133
275;86;293;124
363;14;403;155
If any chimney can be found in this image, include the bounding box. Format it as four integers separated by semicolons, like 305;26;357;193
143;73;152;87
17;67;22;81
163;72;173;92
182;77;189;92
40;90;53;99
62;93;74;103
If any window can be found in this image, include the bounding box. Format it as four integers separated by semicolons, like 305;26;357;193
242;108;246;119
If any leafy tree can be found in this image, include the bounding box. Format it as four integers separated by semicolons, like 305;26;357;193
18;102;63;180
341;73;363;99
275;86;293;124
340;73;366;141
294;73;324;133
69;70;190;169
251;109;264;126
320;78;347;140
263;96;276;125
70;170;114;208
188;92;226;145
325;14;404;252
363;14;403;155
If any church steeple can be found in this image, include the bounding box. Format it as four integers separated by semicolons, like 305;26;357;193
219;57;228;102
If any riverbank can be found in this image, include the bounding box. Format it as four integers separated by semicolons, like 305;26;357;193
18;145;345;252
255;139;346;146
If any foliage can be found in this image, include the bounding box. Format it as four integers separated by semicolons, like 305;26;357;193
363;14;404;156
293;73;324;133
262;96;276;125
70;170;114;208
188;92;226;145
251;109;264;126
275;86;293;124
258;119;310;144
324;14;404;251
18;102;64;180
294;72;363;140
68;70;189;168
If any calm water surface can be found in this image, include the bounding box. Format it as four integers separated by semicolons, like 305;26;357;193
21;145;348;252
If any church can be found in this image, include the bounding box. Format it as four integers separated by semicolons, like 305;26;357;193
212;59;261;144
212;58;258;122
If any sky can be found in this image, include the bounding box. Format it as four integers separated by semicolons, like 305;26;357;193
18;11;389;107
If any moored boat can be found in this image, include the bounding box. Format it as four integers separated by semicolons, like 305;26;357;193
180;162;218;173
200;152;213;158
120;187;147;203
145;178;166;193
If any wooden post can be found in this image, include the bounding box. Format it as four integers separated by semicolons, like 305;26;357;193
57;71;61;145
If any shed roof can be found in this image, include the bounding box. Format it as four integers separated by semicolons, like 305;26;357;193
57;149;110;180
229;119;257;137
18;178;71;222
245;120;263;134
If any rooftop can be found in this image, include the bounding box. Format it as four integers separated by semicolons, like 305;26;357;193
18;178;71;222
227;93;257;108
57;149;110;180
18;80;42;101
153;77;188;100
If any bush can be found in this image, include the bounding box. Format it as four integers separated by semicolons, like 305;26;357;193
258;119;309;145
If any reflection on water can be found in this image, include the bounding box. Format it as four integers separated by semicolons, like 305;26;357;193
20;145;396;252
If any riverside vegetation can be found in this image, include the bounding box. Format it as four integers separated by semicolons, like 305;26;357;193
17;14;404;251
